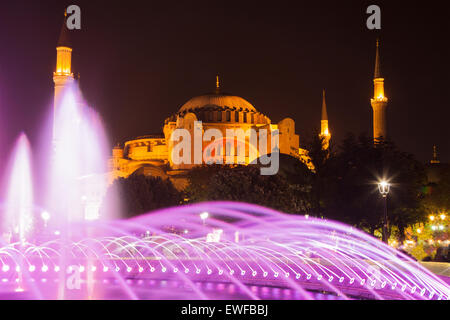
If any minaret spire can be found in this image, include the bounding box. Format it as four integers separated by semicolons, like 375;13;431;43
320;89;331;149
374;38;381;79
57;10;71;48
431;145;440;164
321;89;328;121
370;38;388;143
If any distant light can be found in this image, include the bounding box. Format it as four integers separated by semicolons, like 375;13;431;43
2;265;9;272
54;231;61;236
200;212;209;220
417;229;422;234
429;215;435;221
439;225;444;230
41;211;51;221
431;225;437;231
184;230;189;234
440;214;446;220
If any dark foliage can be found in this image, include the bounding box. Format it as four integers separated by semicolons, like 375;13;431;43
306;133;427;237
185;155;312;214
101;173;183;219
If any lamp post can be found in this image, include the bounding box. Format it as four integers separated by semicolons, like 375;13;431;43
41;211;50;229
378;181;390;243
200;212;209;226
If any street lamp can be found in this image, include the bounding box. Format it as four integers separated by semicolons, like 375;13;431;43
41;211;50;228
200;212;209;226
378;180;390;243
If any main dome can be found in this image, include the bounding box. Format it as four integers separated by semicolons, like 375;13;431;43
178;92;257;113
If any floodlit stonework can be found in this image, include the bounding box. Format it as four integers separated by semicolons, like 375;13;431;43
109;78;317;188
371;39;389;142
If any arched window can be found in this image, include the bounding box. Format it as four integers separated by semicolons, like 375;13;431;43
226;111;231;121
226;142;231;156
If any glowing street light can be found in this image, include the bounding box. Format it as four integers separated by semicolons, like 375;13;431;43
41;211;50;228
378;180;390;197
200;212;209;220
200;212;209;226
429;215;435;221
378;180;390;243
440;214;446;220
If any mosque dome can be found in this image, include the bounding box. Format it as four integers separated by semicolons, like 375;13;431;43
178;76;257;114
178;92;257;114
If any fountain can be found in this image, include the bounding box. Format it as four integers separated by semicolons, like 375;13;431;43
2;134;33;245
0;83;448;300
0;200;449;300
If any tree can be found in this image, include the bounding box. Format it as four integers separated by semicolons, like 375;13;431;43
101;173;183;219
185;155;313;214
314;133;427;238
422;166;450;214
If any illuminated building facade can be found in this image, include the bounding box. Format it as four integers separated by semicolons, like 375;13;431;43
110;77;316;189
51;15;340;190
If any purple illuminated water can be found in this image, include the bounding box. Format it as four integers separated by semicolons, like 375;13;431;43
2;134;33;243
0;83;449;300
0;201;449;300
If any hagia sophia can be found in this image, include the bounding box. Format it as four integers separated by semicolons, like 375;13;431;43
107;76;331;188
53;16;390;190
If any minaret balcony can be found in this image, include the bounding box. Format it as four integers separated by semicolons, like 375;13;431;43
371;96;388;103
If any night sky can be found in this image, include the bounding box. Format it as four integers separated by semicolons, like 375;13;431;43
0;0;448;177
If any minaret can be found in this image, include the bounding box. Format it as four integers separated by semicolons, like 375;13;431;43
53;11;74;141
430;145;440;164
320;89;331;149
215;75;220;94
370;39;388;142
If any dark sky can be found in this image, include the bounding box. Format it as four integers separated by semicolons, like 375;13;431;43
0;0;448;175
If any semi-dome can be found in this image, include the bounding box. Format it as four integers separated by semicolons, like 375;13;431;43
178;92;257;114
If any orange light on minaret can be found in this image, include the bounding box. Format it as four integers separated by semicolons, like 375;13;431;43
53;11;75;141
55;46;73;76
54;11;73;76
320;89;331;149
370;39;389;142
215;75;220;94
